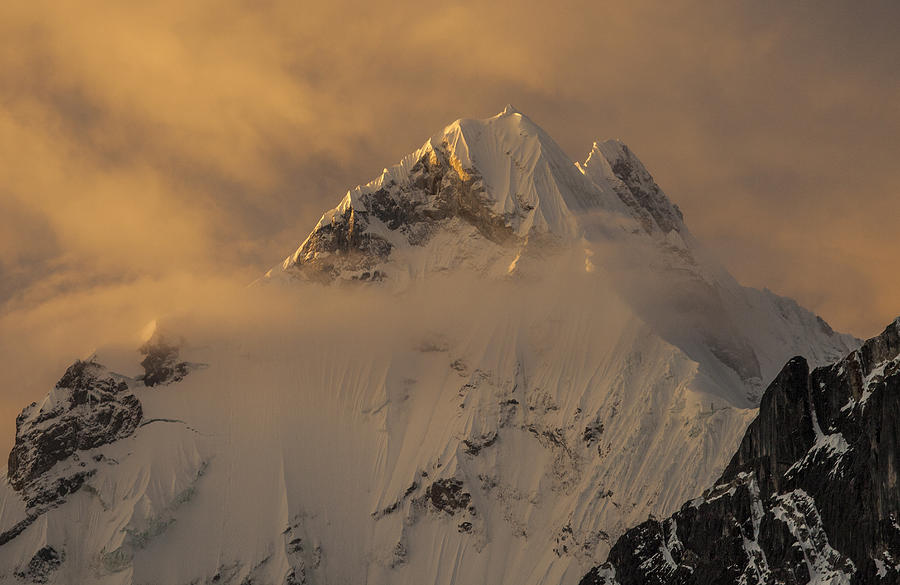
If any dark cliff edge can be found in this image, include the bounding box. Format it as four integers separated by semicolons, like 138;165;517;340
580;317;900;585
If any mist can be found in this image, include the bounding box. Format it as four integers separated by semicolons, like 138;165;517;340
0;247;622;455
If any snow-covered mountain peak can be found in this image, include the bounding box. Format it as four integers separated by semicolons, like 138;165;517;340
270;109;856;398
431;107;625;234
580;139;685;236
0;108;866;585
498;103;524;116
275;108;717;288
276;108;632;283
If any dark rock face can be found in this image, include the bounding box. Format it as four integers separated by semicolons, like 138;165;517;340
0;345;196;572
721;357;817;496
603;142;684;235
580;317;900;585
140;336;191;386
288;204;394;282
284;141;521;281
463;432;498;456
13;546;63;583
21;470;95;510
7;360;142;497
424;478;472;515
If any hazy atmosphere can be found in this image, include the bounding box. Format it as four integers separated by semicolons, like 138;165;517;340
1;0;898;448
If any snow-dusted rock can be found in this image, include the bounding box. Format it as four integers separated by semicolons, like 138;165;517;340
7;361;142;501
581;317;900;584
138;335;193;387
273;106;627;284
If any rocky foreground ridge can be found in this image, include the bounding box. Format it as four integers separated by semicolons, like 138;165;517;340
580;317;900;585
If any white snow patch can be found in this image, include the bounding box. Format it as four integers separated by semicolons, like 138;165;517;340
787;431;851;479
772;490;855;585
737;475;771;585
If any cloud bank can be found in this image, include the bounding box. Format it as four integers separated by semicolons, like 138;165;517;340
1;0;897;450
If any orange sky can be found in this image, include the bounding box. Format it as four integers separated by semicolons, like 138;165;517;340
0;1;898;446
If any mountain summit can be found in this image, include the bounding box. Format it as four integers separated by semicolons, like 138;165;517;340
272;106;633;283
273;108;707;287
0;108;861;585
272;108;854;406
580;139;686;236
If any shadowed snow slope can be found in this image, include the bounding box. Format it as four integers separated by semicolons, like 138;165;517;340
0;108;859;585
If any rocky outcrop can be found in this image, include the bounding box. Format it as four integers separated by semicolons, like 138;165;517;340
282;138;521;282
7;360;142;496
583;140;685;236
720;356;817;496
580;317;900;585
284;202;394;282
13;546;63;583
424;478;472;515
5;337;200;511
139;335;192;386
